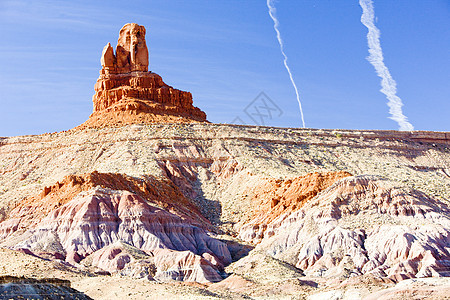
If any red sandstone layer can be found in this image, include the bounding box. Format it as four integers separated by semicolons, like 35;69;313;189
1;171;210;238
76;23;207;130
249;171;352;225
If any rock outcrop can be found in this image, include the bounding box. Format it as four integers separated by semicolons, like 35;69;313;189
9;187;230;282
77;23;206;130
0;172;210;241
238;171;352;243
86;241;225;283
234;175;450;285
0;276;92;300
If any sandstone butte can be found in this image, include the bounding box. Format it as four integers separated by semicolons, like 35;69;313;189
76;23;207;130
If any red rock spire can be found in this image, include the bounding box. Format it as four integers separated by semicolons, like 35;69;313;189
76;23;207;130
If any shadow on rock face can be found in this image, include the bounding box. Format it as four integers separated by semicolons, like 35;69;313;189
222;239;254;263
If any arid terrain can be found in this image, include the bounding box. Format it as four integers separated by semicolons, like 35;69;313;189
0;23;449;299
0;123;449;299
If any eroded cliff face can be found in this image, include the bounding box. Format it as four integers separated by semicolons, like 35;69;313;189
0;123;449;297
0;276;92;299
12;188;231;280
1;171;208;237
236;171;352;243
0;124;449;292
234;176;450;280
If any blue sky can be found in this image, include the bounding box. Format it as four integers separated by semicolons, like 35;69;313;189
0;0;449;136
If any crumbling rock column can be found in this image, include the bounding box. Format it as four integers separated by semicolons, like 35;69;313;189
77;23;207;130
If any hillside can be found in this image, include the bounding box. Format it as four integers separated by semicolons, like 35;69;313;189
1;123;449;299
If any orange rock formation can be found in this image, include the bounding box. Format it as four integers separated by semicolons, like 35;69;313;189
0;172;210;239
249;171;352;226
77;23;207;129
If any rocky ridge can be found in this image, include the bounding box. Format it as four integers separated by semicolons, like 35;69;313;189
0;276;92;299
0;171;209;239
235;176;450;279
0;123;449;299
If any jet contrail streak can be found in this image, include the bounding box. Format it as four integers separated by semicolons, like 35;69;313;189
359;0;414;131
267;0;306;128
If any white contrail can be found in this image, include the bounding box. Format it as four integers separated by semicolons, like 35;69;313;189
359;0;414;131
267;0;306;128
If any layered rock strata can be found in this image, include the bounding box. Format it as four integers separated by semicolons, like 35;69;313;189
0;170;230;283
0;124;449;294
9;187;230;282
78;23;206;129
238;171;352;243
0;172;210;241
0;276;92;300
233;175;450;284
